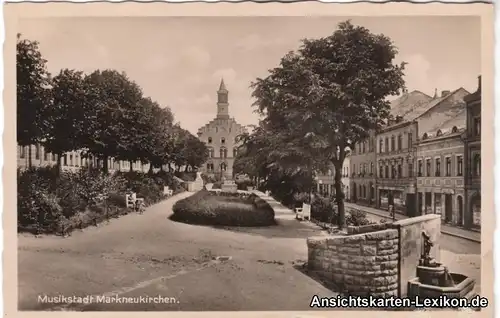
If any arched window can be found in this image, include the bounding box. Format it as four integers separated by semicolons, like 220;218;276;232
220;162;227;171
473;153;481;176
221;137;226;144
390;135;395;151
220;147;227;159
437;130;443;136
397;134;402;150
233;148;238;157
208;147;214;158
422;133;428;140
208;137;212;144
452;126;458;133
379;139;383;153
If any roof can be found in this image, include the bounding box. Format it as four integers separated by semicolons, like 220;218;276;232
417;87;469;134
420;125;465;141
389;90;433;121
219;78;227;91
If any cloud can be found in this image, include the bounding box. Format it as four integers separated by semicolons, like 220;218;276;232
235;33;286;51
212;68;237;86
180;46;211;69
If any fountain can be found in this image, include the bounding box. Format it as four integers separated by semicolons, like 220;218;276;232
220;175;238;192
407;231;477;301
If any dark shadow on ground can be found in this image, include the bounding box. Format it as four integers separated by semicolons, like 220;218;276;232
213;218;327;239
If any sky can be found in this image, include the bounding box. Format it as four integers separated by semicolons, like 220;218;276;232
19;16;481;135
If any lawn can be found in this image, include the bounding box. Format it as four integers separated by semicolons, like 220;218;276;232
171;190;276;227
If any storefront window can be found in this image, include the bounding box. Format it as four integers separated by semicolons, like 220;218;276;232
434;194;442;215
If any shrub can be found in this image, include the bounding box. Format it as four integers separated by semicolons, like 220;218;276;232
311;194;336;223
18;167;184;236
293;192;311;206
346;209;372;226
172;190;275;226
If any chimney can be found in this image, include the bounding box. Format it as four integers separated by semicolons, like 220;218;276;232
396;115;403;123
441;90;451;97
477;75;482;92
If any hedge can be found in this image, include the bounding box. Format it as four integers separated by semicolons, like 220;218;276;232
17;166;185;236
171;190;275;227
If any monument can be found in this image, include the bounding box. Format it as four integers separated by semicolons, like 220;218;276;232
221;175;237;192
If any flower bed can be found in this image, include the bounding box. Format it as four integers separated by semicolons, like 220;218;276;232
171;190;275;226
17;167;185;236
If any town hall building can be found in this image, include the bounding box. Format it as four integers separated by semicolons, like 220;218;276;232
197;79;247;179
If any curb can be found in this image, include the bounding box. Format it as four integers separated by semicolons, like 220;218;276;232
346;205;481;244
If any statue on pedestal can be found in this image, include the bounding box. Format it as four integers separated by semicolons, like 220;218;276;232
420;231;439;267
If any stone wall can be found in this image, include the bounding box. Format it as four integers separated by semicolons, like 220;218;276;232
307;214;441;298
307;229;399;297
392;214;441;296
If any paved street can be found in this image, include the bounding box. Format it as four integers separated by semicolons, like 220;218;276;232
19;194;481;311
18;192;338;311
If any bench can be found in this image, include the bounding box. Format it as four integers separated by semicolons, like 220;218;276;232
126;193;145;210
163;186;173;196
295;203;311;221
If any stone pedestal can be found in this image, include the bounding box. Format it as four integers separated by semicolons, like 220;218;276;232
192;172;204;191
221;179;237;192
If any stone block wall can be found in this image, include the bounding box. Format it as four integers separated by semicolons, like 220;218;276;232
307;229;399;297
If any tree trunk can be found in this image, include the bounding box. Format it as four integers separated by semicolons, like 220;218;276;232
103;155;109;174
334;164;345;229
56;152;62;178
28;145;32;168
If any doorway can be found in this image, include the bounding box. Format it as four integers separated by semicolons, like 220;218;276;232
418;192;423;215
457;196;464;226
445;194;453;223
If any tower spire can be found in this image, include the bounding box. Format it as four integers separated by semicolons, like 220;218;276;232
219;78;227;91
217;78;229;119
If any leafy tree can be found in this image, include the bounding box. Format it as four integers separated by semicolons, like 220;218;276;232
183;134;209;171
81;69;143;173
43;69;87;172
17;34;52;167
250;21;406;229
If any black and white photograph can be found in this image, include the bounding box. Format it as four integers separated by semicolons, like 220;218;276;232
10;3;493;313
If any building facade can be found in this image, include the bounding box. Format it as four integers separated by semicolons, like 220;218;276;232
17;144;149;173
463;76;482;230
349;132;376;206
375;118;418;216
197;79;246;179
416;126;466;225
315;152;351;199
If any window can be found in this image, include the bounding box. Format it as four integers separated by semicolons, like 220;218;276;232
63;154;68;166
69;154;73;166
408;163;413;178
435;158;441;177
233;148;238;157
385;137;389;152
35;144;40;160
353;164;356;176
391;165;395;179
397;134;402;150
445;157;451;176
385;165;389;179
408;133;413;149
221;137;226;144
370;163;374;174
75;154;80;167
473;117;481;136
81;156;85;167
417;160;423;177
379;139;383;153
473;154;481;176
208;148;214;158
52;153;56;161
426;159;431;177
43;150;49;161
391;136;395;152
379;165;384;178
397;164;402;178
456;156;463;176
20;146;26;158
208;137;212;144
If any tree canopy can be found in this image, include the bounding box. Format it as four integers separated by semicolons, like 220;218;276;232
245;20;406;228
17;35;208;174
